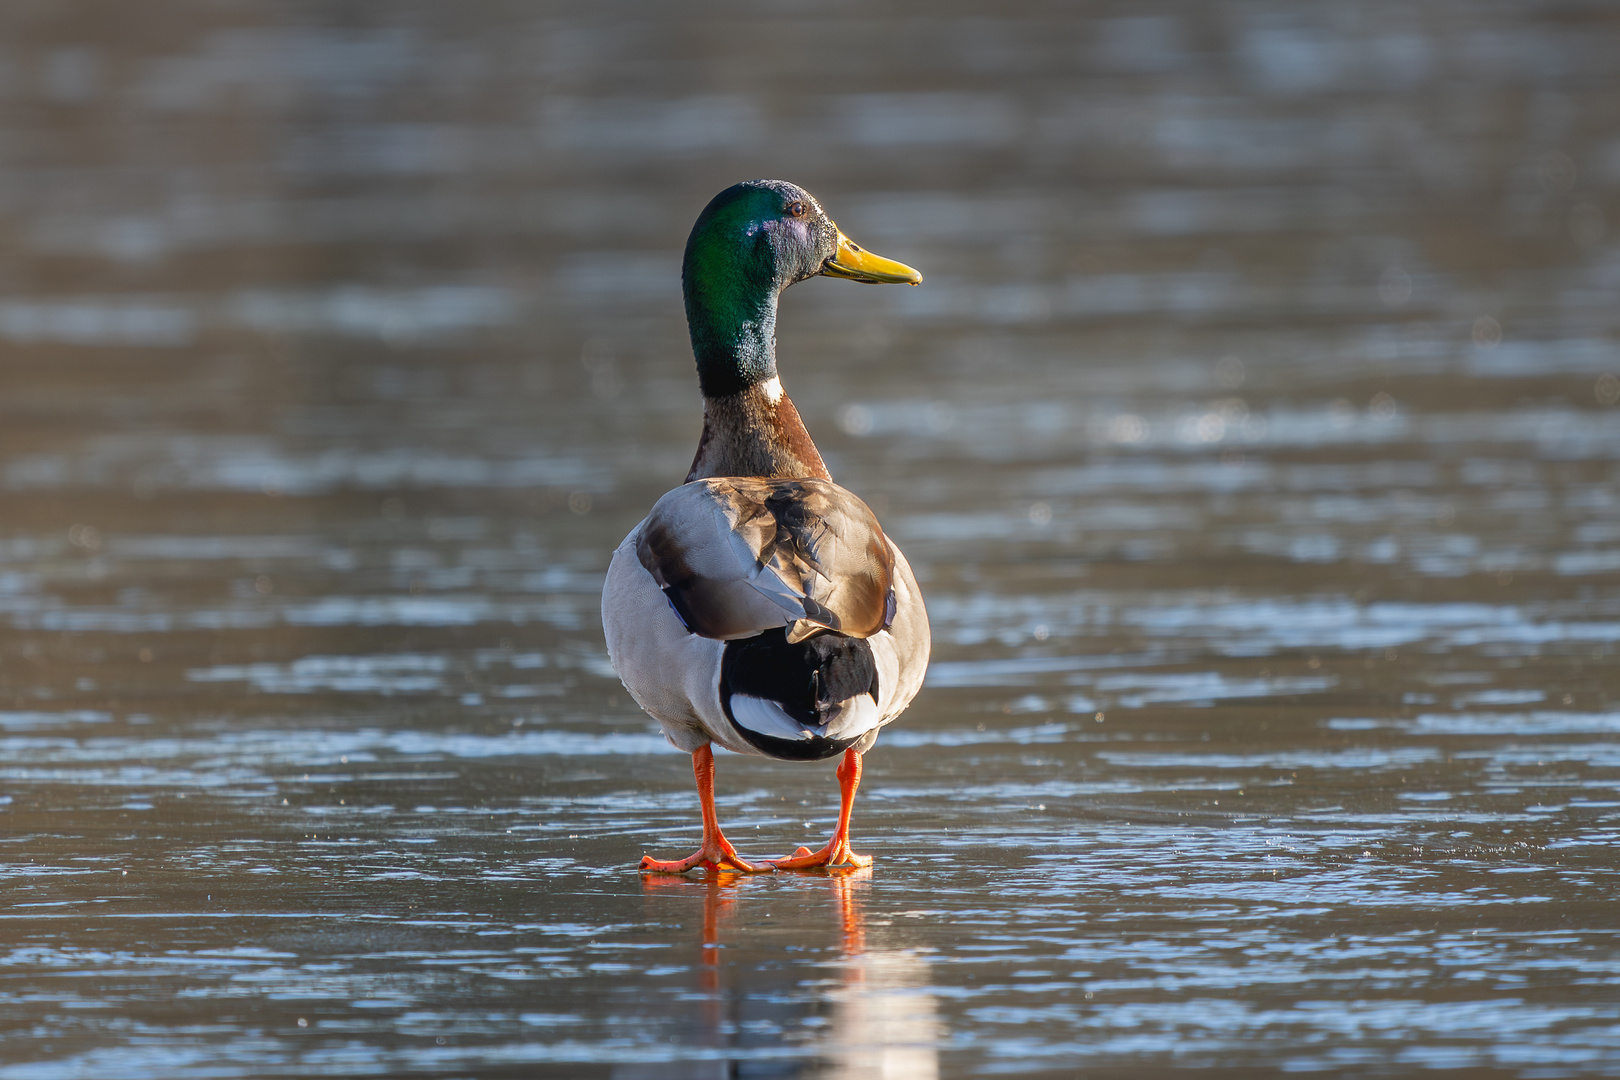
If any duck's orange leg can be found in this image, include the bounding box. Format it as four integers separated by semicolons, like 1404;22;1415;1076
640;745;770;874
769;748;873;870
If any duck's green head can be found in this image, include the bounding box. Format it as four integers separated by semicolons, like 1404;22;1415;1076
683;179;921;399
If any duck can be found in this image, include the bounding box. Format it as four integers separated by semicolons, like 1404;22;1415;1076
602;179;931;873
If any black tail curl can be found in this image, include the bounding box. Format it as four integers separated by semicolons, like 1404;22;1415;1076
720;628;879;760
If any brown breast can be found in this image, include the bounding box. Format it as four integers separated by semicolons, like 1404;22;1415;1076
686;380;831;482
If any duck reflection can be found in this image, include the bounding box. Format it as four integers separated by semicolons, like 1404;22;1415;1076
631;870;940;1079
819;871;941;1080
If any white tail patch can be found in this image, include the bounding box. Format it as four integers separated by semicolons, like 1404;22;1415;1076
729;691;882;744
821;693;882;742
730;694;820;741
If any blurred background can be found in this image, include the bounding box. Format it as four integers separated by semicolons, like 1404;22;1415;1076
4;2;1620;1077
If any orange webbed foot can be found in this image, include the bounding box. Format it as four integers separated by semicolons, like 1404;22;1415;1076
641;745;774;874
639;835;771;875
766;839;872;871
766;748;873;871
639;852;770;874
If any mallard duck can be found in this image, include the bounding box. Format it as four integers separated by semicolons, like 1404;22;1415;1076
602;179;930;873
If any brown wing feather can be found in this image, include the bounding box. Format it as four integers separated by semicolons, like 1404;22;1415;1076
635;477;894;643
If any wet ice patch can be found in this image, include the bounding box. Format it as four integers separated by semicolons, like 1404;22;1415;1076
0;711;113;731
1124;598;1620;654
1082;671;1338;708
188;654;450;695
5;434;602;495
0;286;513;348
188;650;595;696
1452;689;1545;707
385;729;674;758
883;721;1071;749
1329;712;1620;737
1098;747;1443;771
108;535;330;560
0;297;196;346
925;652;1156;689
233;286;512;340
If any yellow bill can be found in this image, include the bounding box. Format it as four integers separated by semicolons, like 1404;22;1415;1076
822;230;923;285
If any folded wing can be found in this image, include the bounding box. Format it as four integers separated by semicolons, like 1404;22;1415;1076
635;477;895;644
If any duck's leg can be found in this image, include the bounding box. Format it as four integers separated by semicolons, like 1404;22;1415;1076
640;745;770;874
769;748;873;870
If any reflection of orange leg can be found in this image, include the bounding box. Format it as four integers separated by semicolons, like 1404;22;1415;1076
640;746;770;874
699;874;741;995
636;871;744;999
770;748;873;870
830;867;871;956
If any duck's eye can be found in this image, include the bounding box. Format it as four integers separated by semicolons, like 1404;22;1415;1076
786;201;806;219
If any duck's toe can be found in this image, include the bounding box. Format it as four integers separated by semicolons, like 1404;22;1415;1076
766;839;871;871
640;839;771;875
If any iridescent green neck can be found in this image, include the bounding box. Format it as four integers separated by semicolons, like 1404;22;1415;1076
682;188;786;399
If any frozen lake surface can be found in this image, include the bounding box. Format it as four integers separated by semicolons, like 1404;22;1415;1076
3;2;1620;1076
